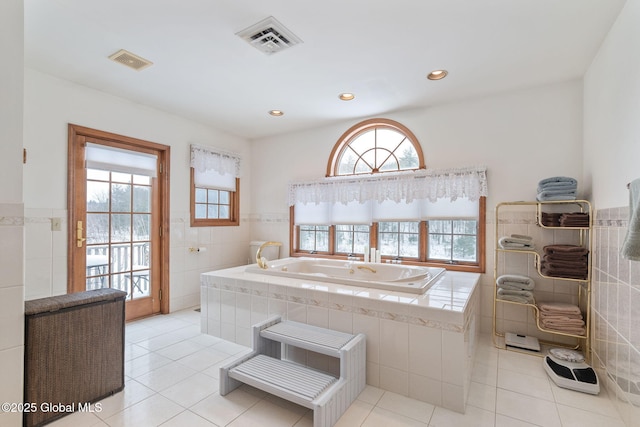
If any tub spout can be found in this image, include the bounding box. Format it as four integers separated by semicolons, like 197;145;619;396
256;241;282;269
357;265;377;273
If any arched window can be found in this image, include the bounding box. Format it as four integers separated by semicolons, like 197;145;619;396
290;119;486;273
327;119;425;176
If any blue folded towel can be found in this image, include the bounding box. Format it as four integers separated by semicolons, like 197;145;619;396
537;190;577;202
538;176;577;187
622;178;640;260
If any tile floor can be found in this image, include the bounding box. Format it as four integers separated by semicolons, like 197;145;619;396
49;308;627;427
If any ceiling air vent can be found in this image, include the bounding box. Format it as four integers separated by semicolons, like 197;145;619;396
236;16;302;55
108;49;153;71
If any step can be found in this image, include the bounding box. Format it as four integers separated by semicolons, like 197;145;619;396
228;354;338;408
260;320;356;357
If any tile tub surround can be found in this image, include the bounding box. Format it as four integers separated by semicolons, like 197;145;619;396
200;263;480;413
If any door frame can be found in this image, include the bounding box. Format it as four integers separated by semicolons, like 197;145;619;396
67;124;171;318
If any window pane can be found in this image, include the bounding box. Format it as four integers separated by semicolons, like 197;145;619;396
219;191;230;204
111;214;131;242
111;184;131;212
396;140;419;169
86;213;109;244
195;188;207;203
195;204;207;219
219;205;230;219
299;229;316;251
430;220;451;234
453;235;477;261
112;172;132;183
207;205;219;219
379;231;398;256
87;169;109;181
132;174;150;185
428;233;452;260
87;181;109;212
400;233;419;257
208;189;219;203
133;185;151;213
337;152;357;175
133;214;150;241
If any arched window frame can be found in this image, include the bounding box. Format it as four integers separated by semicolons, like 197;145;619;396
326;118;426;177
290;119;486;273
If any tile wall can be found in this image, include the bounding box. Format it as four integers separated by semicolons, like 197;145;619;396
0;203;25;427
592;206;640;426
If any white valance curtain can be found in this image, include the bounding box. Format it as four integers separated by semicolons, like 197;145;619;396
290;166;487;225
190;144;242;191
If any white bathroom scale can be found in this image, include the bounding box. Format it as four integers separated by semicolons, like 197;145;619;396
505;332;540;352
543;348;600;395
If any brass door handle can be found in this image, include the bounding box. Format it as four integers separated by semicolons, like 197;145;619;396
77;220;86;248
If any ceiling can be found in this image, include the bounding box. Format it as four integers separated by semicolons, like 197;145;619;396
25;0;626;140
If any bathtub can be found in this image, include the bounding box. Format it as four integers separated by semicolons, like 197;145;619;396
245;257;445;294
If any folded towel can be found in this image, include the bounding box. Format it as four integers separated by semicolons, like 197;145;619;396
537;184;578;194
499;235;535;250
538;176;578;187
540;265;588;280
497;291;534;304
622;178;640;261
540;325;586;336
559;212;590;227
538;302;582;316
543;245;589;256
537;189;577;202
498;288;533;298
541;259;588;269
496;274;535;290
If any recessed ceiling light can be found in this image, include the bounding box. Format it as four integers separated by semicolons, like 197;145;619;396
339;93;355;101
269;110;284;116
427;70;448;80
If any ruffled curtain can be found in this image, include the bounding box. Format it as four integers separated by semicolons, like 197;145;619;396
289;166;488;206
190;144;241;177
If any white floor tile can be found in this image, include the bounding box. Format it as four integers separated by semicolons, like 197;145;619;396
158;410;217;426
159;373;219;408
556;403;626;427
376;391;435;422
227;399;307;427
466;381;496;412
134;361;198;392
361;406;428;427
497;367;555;401
496;388;561;427
103;394;184;427
335;399;374;427
189;388;261;426
428;404;495;427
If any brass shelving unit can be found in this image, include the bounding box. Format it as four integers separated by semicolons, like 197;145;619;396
492;200;592;359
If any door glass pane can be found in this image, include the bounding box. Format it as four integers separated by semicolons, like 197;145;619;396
133;214;150;241
111;214;131;242
87;181;109;212
111;184;131;212
86;214;109;244
133;185;151;213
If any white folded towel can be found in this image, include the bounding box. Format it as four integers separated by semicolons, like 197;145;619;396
497;288;534;304
499;235;535;250
496;274;535;291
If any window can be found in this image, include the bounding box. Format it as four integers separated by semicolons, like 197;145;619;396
290;119;487;273
190;145;241;227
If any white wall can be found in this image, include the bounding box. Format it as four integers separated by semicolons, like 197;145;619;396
0;0;24;425
22;69;252;311
250;79;585;333
584;0;640;208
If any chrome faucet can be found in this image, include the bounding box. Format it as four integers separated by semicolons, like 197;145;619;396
256;241;282;269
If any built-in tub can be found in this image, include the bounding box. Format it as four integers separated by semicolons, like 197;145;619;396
201;260;480;413
245;258;446;294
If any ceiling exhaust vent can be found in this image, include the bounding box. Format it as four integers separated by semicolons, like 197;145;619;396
108;49;153;71
236;16;302;55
